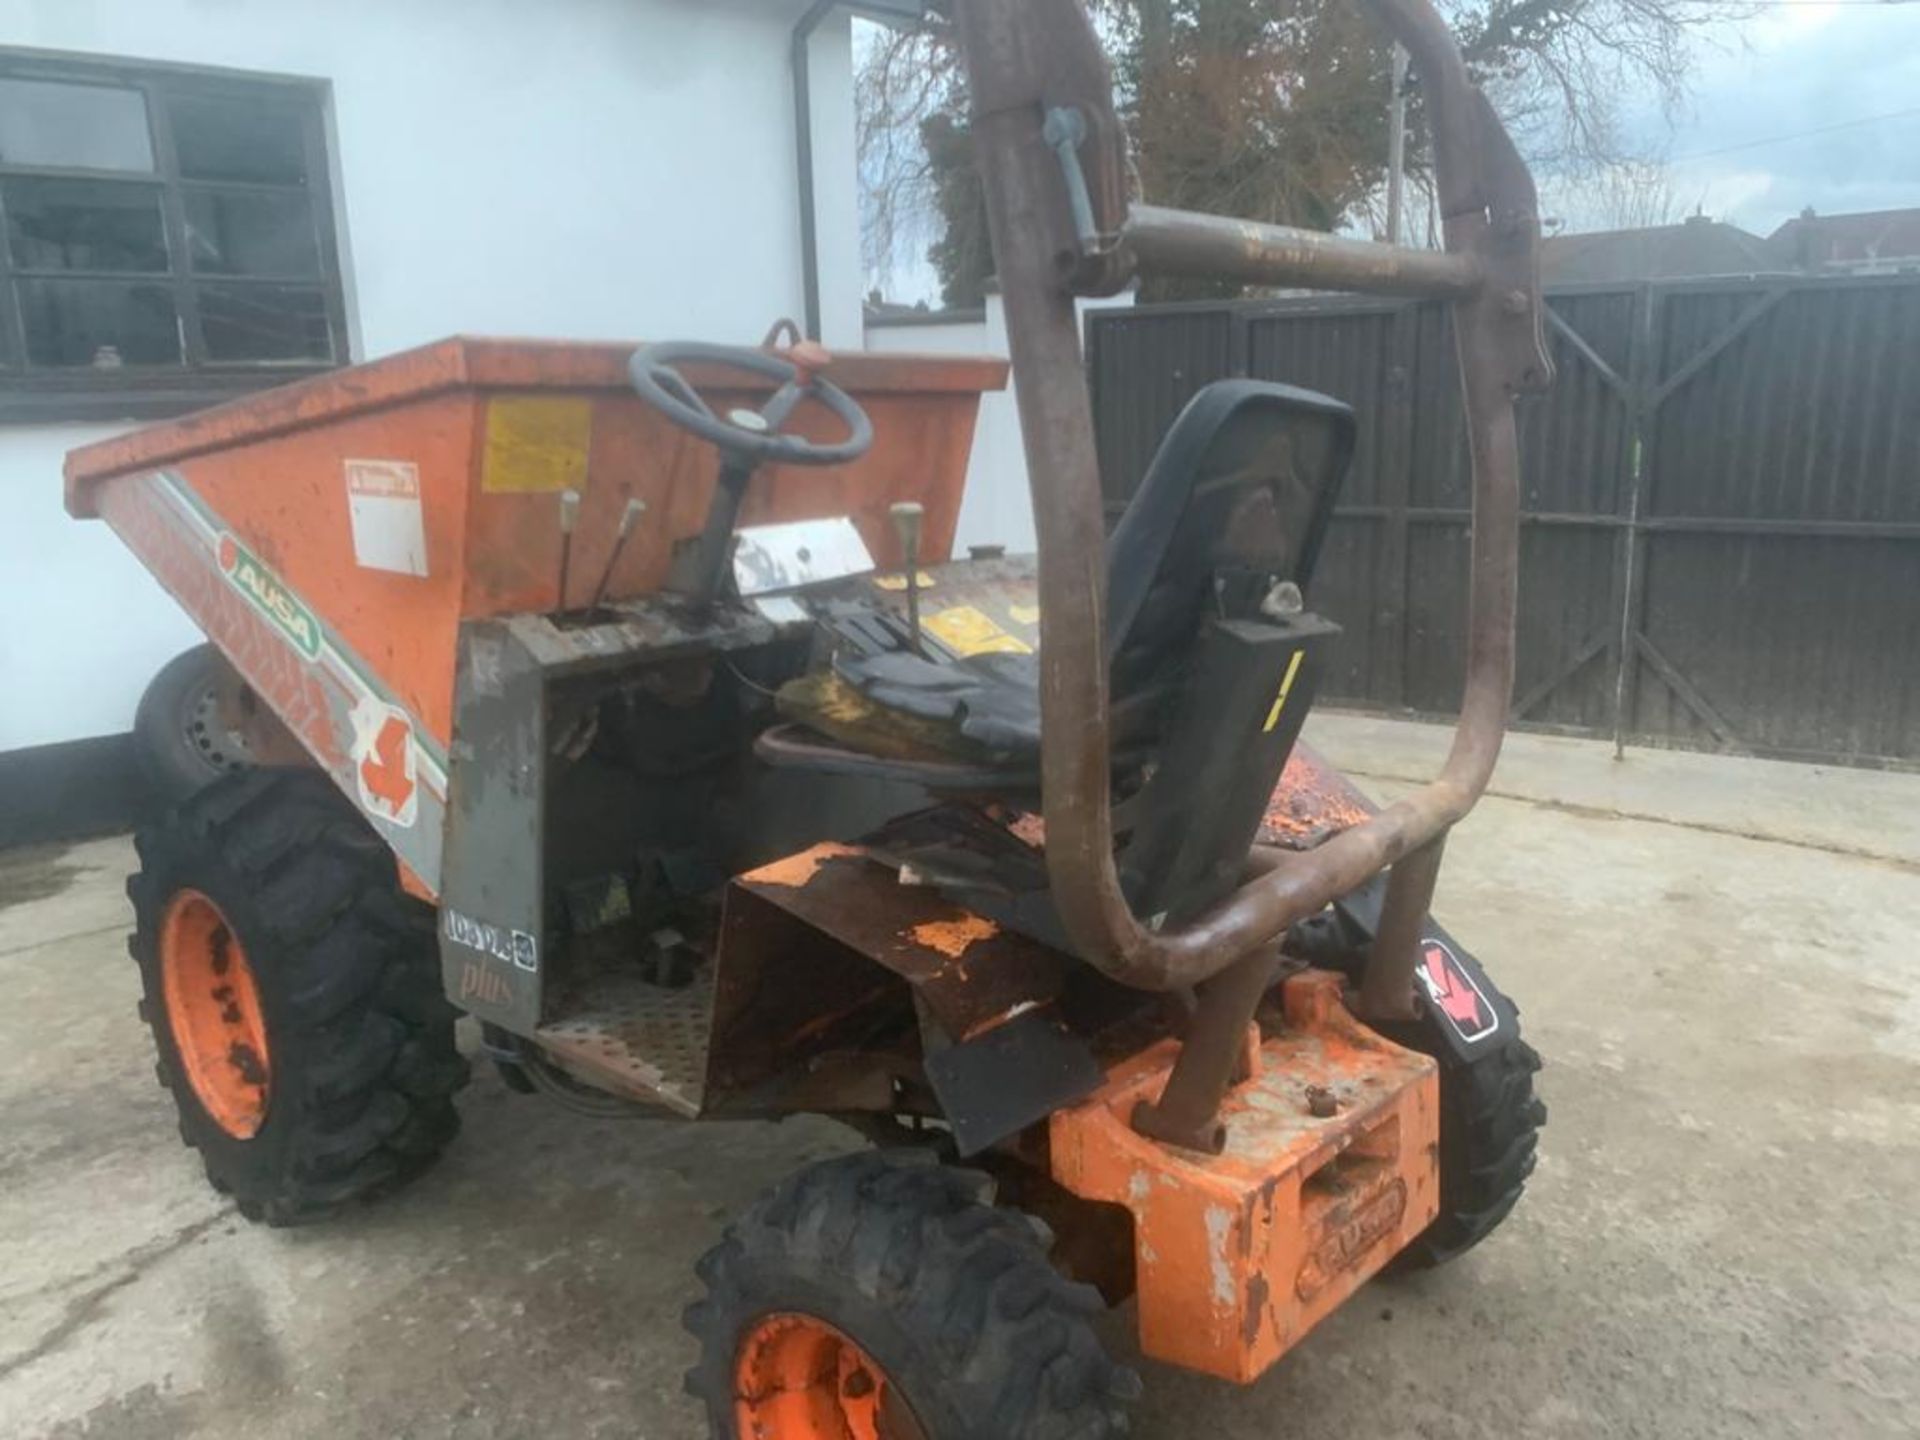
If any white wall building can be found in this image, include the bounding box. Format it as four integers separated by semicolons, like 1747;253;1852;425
0;0;885;820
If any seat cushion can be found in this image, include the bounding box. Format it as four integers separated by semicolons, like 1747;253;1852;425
834;648;1044;757
768;374;1353;774
774;649;1042;763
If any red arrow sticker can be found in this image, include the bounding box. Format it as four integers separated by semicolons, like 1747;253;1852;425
351;700;418;828
1415;939;1499;1043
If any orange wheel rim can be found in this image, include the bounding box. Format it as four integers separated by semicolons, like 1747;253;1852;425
159;888;271;1139
734;1313;926;1440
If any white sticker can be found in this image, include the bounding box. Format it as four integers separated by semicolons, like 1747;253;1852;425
346;459;428;576
350;696;419;829
443;908;539;973
732;516;874;595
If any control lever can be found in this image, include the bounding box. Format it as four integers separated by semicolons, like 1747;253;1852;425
556;488;582;609
889;501;926;657
589;498;647;610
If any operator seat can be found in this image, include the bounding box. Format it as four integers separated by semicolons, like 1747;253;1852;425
771;379;1357;770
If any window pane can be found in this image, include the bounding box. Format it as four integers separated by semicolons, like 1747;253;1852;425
200;283;330;362
19;279;180;366
5;177;168;272
169;95;307;185
183;189;318;277
0;79;154;172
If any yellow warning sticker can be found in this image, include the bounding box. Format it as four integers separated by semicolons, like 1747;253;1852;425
1262;650;1306;733
925;605;1033;656
482;395;592;494
873;571;937;591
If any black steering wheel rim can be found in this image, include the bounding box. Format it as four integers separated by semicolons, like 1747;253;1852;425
627;340;874;468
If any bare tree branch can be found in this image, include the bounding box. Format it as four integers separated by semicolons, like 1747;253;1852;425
856;0;1749;303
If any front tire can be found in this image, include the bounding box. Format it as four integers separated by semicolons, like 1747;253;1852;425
128;768;468;1224
685;1152;1138;1439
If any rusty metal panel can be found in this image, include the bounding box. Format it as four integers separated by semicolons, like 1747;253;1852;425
728;843;1071;1043
1086;275;1920;766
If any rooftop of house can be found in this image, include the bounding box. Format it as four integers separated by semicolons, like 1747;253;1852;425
1542;206;1920;285
1767;207;1920;269
1541;215;1781;285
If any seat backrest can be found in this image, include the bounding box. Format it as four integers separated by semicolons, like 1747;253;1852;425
1105;380;1354;692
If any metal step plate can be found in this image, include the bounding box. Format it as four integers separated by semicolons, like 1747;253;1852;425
535;965;718;1117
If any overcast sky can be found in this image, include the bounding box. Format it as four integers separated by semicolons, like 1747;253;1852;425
1586;2;1920;237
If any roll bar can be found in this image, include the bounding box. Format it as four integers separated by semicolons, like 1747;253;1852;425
952;0;1551;1146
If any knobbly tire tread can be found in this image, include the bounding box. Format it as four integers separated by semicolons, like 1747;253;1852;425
128;767;468;1225
1384;1020;1546;1270
685;1151;1139;1439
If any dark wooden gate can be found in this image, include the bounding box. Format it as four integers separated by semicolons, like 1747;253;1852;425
1085;276;1920;767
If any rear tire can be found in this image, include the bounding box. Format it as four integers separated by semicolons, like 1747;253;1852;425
133;643;254;805
685;1151;1138;1439
128;768;468;1224
1385;1023;1545;1270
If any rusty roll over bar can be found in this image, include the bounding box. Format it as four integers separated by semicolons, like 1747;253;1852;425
1123;203;1484;299
952;0;1553;1013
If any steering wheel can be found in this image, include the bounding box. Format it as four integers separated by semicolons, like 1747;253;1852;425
627;340;874;468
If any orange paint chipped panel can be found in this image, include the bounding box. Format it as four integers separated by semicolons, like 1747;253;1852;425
1007;811;1047;848
1260;744;1376;848
1050;970;1440;1385
64;336;1008;505
741;842;864;889
909;914;1000;958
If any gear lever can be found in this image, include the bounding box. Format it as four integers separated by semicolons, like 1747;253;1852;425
889;501;926;657
556;488;581;609
589;498;647;610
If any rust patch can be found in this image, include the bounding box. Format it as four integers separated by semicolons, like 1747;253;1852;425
909;914;999;958
1243;1272;1270;1347
1259;747;1375;848
742;842;863;889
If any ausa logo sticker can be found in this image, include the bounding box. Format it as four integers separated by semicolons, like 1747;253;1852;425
1415;939;1499;1043
218;533;322;661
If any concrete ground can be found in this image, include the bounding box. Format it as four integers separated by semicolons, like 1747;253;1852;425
4;715;1919;1440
